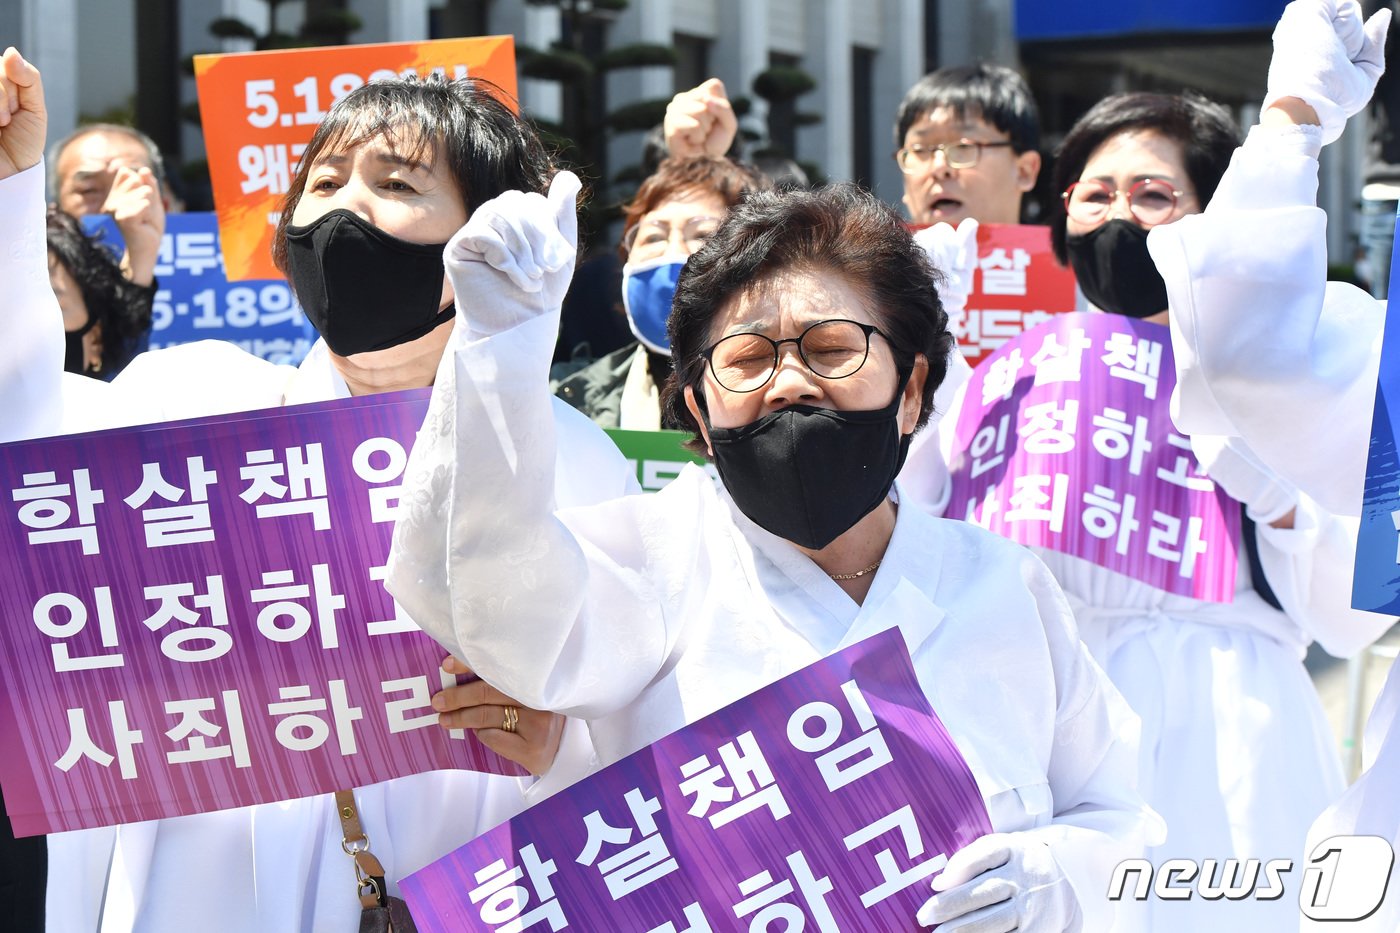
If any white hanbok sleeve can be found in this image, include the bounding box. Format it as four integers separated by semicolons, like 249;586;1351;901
386;237;676;722
1303;662;1400;933
1016;552;1164;931
1147;123;1383;517
896;349;969;518
1190;430;1391;658
1255;492;1392;658
0;162;65;444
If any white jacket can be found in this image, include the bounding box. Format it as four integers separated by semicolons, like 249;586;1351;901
1148;122;1384;520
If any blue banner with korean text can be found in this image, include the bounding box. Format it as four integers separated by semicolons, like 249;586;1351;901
84;212;318;365
1353;208;1400;615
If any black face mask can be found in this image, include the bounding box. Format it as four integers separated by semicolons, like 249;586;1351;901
1065;219;1169;319
284;209;454;357
704;372;913;551
64;315;99;377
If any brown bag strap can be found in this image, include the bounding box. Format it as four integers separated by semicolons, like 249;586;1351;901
335;789;389;910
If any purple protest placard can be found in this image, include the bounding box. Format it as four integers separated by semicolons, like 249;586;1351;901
948;312;1240;602
0;390;524;838
84;212;318;365
401;627;991;932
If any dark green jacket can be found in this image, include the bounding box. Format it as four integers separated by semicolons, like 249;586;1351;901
550;343;640;429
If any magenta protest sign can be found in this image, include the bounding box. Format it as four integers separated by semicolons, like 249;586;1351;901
0;389;526;838
400;627;990;932
948;312;1240;602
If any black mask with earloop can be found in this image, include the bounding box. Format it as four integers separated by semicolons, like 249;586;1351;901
284;209;454;356
64;314;100;376
702;370;914;550
1065;219;1170;319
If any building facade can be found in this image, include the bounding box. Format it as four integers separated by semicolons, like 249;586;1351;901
5;0;1376;261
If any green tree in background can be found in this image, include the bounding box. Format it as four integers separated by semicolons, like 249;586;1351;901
516;0;676;240
185;0;364;127
178;0;364;201
208;0;364;52
751;63;825;185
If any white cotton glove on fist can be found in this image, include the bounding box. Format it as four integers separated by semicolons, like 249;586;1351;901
913;218;979;319
1264;0;1390;144
1192;435;1299;526
445;169;581;338
916;833;1079;932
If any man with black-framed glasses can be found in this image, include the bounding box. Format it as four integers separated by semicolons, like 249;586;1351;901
893;63;1043;228
664;63;1043;229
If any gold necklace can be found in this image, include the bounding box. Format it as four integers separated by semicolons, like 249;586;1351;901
828;558;882;581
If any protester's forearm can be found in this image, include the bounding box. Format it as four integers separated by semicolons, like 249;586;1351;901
0;164;66;443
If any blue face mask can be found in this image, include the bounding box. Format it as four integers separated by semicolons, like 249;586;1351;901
622;256;686;356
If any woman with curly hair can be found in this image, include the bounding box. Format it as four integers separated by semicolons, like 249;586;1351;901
45;206;151;378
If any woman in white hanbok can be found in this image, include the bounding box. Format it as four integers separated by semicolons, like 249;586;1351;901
387;176;1161;931
901;5;1391;929
1145;3;1397;929
0;58;633;932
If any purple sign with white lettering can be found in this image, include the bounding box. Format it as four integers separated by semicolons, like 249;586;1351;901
948;312;1240;602
0;390;525;837
401;628;991;932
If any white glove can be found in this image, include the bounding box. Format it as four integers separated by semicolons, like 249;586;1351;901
916;833;1079;932
445;169;581;338
913;218;979;319
1263;0;1390;144
1192;435;1299;526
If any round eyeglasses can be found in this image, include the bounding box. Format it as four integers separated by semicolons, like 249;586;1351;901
702;319;885;393
622;215;722;263
895;140;1015;174
1061;178;1186;228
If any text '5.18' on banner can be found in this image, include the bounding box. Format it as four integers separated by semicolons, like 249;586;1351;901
194;36;517;282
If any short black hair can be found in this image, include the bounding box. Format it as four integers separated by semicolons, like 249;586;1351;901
640;124;669;177
894;63;1040;154
663;184;952;451
273;75;558;273
1050;91;1241;264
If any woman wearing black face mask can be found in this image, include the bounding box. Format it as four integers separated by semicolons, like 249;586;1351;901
45;207;151;379
1050;91;1386;933
389;180;1160;933
0;62;637;932
902;88;1382;933
1048;93;1232;323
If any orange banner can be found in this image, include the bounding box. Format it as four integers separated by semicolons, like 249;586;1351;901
195;37;517;281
